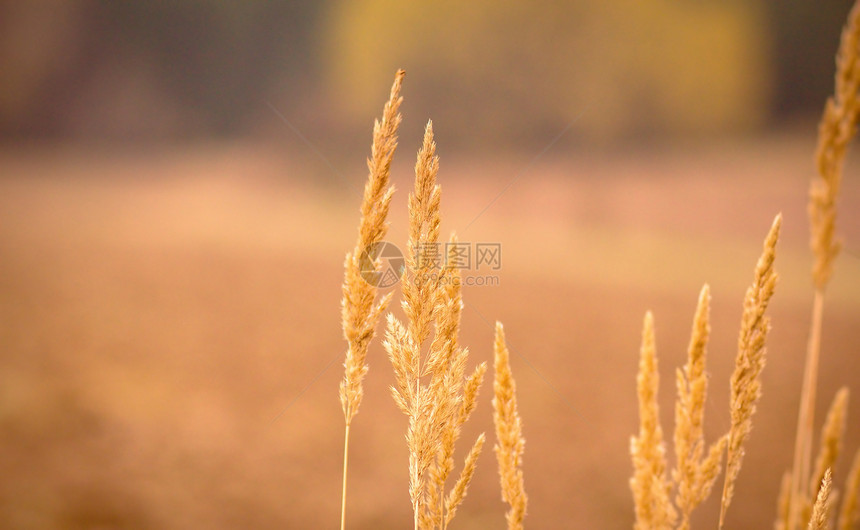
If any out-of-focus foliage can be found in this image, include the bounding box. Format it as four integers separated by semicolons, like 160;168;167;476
0;1;855;145
767;0;857;118
0;1;321;139
324;0;769;144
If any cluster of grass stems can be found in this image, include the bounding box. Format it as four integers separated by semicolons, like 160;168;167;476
632;2;860;529
335;3;860;527
338;70;525;530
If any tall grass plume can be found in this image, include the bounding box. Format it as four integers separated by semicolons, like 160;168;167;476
339;69;404;530
631;215;781;530
493;322;528;530
719;214;781;528
385;121;487;530
788;2;860;528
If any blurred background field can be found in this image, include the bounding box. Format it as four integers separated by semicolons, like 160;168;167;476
1;1;860;529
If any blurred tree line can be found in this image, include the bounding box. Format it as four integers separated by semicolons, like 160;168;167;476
0;0;854;145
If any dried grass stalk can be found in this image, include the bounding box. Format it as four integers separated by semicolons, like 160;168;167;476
808;469;834;530
791;4;860;529
810;0;860;290
340;69;403;423
494;322;528;530
838;449;860;530
719;214;782;529
789;2;860;530
386;121;443;528
386;121;485;530
339;69;404;530
631;312;675;530
673;284;727;530
444;433;486;527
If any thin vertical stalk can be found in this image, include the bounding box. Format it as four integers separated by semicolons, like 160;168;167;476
788;289;825;530
341;424;351;530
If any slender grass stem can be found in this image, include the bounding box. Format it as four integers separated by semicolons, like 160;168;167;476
788;289;825;530
341;424;351;530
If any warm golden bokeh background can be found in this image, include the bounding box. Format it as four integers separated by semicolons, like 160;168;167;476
1;2;859;529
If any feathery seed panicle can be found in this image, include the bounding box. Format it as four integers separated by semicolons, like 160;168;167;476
402;121;442;351
444;433;486;526
631;312;675;530
386;120;443;526
384;121;486;529
340;69;404;530
426;234;463;378
811;0;860;290
719;214;782;529
340;69;404;425
494;322;527;530
386;314;418;415
673;284;727;530
808;469;834;530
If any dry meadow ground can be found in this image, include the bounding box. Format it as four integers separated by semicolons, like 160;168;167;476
0;135;858;528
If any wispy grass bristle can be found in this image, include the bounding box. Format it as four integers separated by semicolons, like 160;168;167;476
494;322;528;530
673;284;727;530
808;469;834;530
444;432;486;526
719;213;781;528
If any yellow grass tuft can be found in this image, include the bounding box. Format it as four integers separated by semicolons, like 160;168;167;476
339;69;404;530
810;0;860;290
493;322;528;530
719;213;781;528
631;311;675;530
808;469;834;530
673;284;727;530
340;68;404;424
385;121;486;530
